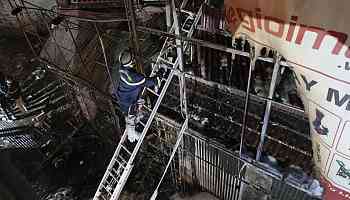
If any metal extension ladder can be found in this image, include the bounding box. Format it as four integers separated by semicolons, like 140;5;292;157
93;2;203;200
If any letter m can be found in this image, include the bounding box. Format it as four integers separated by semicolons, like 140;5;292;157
327;88;350;111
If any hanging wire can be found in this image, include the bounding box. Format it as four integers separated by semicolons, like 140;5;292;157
18;0;55;62
7;0;37;57
34;8;75;75
94;23;117;93
65;19;90;76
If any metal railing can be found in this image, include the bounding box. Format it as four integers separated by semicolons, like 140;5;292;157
154;116;315;200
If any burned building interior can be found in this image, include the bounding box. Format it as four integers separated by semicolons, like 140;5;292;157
0;0;321;200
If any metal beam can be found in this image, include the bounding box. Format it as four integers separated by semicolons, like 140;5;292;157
165;0;172;31
125;0;144;73
239;45;256;159
20;1;129;22
136;26;290;67
171;0;187;116
255;53;282;161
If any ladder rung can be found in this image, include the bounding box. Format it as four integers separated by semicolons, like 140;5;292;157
105;186;113;195
143;105;152;112
146;87;159;96
107;171;118;181
181;9;195;16
117;155;128;165
166;41;176;48
105;178;116;187
111;167;122;176
159;57;175;66
139;120;146;127
101;185;112;195
93;3;203;199
100;192;108;200
106;172;117;182
121;145;132;155
114;160;123;167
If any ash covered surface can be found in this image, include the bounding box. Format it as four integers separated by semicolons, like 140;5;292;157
159;75;312;172
0;33;119;199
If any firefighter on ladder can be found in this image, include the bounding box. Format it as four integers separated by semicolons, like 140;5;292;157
113;49;164;142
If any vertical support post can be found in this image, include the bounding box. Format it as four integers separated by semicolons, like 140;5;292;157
237;44;256;200
255;53;281;161
171;0;187;116
239;45;256;158
125;0;143;73
150;118;189;200
171;0;184;71
165;0;172;31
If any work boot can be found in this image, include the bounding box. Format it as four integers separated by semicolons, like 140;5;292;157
125;115;139;143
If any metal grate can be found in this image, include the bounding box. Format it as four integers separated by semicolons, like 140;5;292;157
0;134;39;149
153;115;315;200
181;131;313;200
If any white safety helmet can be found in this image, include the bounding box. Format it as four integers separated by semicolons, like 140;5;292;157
119;49;135;68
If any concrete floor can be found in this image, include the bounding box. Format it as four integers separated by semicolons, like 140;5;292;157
171;192;219;200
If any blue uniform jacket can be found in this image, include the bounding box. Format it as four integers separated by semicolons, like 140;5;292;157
113;66;156;113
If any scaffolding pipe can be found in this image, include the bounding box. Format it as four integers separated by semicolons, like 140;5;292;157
21;1;129;22
255;53;282;161
239;46;256;160
124;0;144;73
94;23;117;92
137;26;290;66
171;0;187;116
165;0;172;31
150;118;188;200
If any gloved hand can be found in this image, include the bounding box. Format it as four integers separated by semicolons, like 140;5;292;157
152;75;163;94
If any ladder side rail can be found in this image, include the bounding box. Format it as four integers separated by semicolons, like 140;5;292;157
110;162;134;200
154;31;175;69
187;5;203;39
93;129;130;200
110;69;177;200
149;118;189;200
171;0;187;116
93;1;193;199
153;0;195;74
